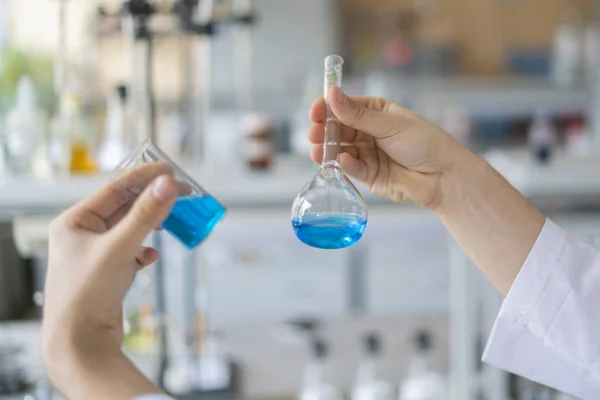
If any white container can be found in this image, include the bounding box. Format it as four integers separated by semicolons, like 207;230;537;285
551;12;583;88
4;76;49;177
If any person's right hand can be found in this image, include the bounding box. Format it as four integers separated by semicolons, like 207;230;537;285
308;86;471;210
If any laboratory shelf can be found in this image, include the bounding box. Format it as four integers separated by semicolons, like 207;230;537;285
346;76;590;119
0;158;393;221
84;76;589;121
2;150;599;221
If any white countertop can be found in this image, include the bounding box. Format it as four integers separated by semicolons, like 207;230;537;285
485;149;600;210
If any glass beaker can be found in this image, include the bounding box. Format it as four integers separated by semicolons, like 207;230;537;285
113;138;226;249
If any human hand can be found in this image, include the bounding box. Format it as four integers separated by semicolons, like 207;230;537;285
308;86;471;210
308;88;546;296
43;163;179;399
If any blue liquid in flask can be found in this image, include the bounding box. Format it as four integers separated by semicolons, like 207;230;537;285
292;213;367;250
162;195;226;249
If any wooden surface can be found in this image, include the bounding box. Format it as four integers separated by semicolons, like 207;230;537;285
341;0;598;75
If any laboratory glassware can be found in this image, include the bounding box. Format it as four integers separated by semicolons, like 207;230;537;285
298;338;343;400
113;139;226;250
291;55;368;250
4;76;47;177
98;85;132;171
528;110;557;165
398;330;447;400
56;88;98;175
352;332;395;400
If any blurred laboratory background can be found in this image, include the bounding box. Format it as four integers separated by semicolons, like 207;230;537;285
1;0;600;399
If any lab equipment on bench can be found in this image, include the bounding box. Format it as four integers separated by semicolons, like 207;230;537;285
528;110;557;165
4;76;49;178
298;338;342;400
291;55;368;250
398;330;447;400
352;332;395;400
113;138;226;250
98;85;132;171
65;88;99;175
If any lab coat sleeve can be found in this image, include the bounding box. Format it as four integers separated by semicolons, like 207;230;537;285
483;218;600;399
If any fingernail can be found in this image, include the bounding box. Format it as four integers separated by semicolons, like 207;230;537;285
152;176;176;201
336;87;348;105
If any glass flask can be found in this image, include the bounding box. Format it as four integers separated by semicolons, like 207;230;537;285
113;138;226;249
291;55;368;250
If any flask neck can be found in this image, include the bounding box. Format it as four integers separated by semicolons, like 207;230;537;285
322;56;343;167
321;105;341;167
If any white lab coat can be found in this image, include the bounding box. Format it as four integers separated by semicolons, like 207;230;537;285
136;219;600;400
484;219;600;399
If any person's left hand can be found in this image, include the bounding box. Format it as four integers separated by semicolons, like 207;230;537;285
43;163;179;400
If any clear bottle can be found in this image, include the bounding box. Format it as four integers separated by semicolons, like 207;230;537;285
298;338;343;400
98;85;132;171
64;90;98;175
583;23;600;82
352;332;395;400
398;330;447;400
241;113;275;171
193;332;234;392
551;9;583;88
4;76;48;177
528;110;557;165
564;121;590;158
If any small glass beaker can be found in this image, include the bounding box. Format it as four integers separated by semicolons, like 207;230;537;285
113;138;226;249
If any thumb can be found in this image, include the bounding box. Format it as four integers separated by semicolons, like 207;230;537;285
328;86;408;139
110;175;178;249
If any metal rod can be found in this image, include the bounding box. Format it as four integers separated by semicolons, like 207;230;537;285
55;0;67;114
142;35;167;388
449;241;477;400
184;248;198;369
192;0;215;160
233;0;253;113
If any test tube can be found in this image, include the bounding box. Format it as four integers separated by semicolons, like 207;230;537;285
322;55;344;166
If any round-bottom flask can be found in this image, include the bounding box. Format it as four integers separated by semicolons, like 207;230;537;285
291;55;368;250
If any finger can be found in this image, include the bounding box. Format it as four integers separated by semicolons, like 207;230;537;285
310;145;322;165
339;153;369;183
109;175;179;250
310;145;359;164
65;162;172;232
341;145;359;159
310;97;326;123
136;246;159;268
105;202;166;231
308;123;358;145
328;86;411;139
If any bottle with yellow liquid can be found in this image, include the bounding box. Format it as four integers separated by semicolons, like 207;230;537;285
62;91;98;175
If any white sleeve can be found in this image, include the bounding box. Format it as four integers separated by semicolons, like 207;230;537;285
483;218;600;399
133;395;174;400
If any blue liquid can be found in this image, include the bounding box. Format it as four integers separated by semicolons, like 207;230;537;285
292;214;367;250
162;195;226;249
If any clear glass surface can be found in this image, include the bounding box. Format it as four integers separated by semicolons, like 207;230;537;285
113;138;226;249
291;55;368;250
